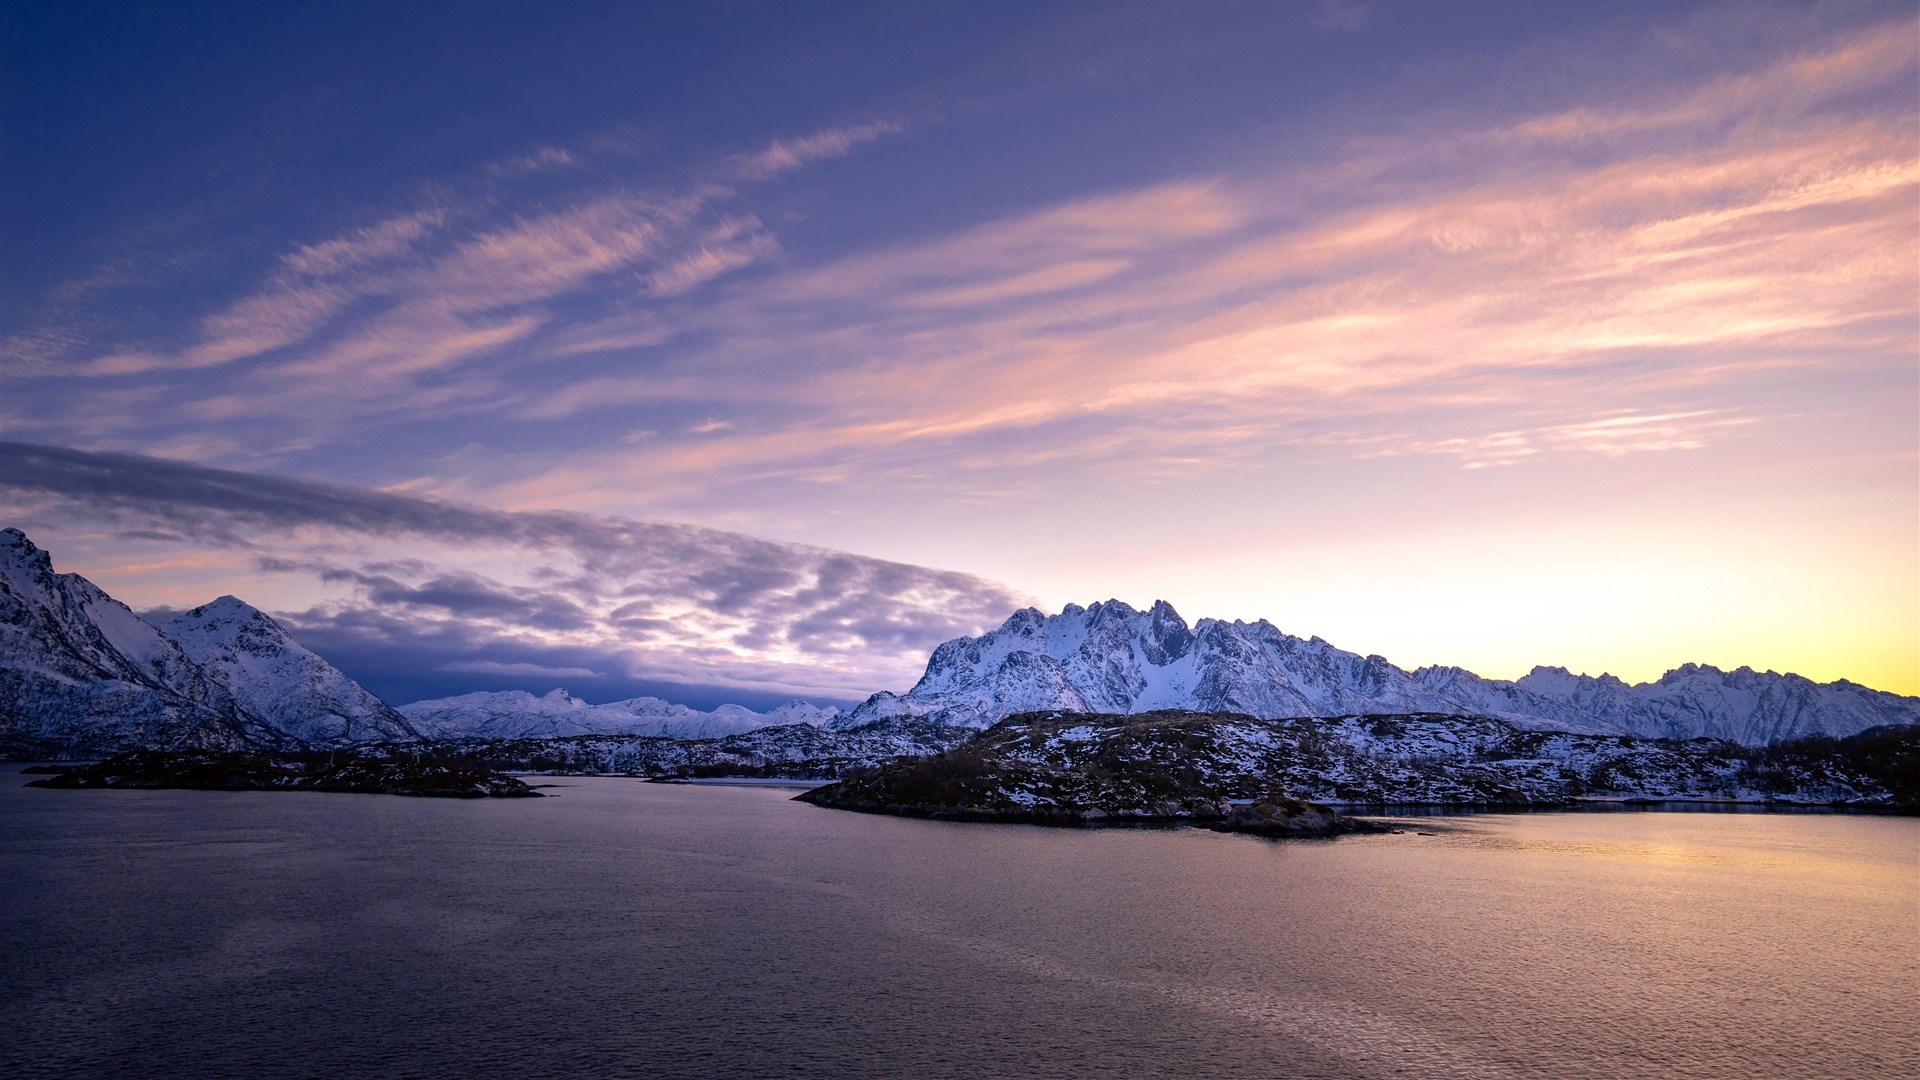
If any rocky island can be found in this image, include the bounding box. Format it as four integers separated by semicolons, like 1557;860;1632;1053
793;720;1393;836
794;708;1919;829
25;750;542;798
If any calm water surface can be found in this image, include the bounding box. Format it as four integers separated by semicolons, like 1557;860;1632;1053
2;765;1915;1079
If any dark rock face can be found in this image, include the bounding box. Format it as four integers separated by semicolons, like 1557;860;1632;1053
795;751;1237;825
1211;798;1392;837
1143;599;1194;665
24;750;541;798
797;757;1383;837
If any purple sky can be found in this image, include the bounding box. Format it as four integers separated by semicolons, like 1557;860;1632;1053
3;1;1915;706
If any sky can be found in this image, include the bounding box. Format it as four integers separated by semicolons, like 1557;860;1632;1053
2;0;1915;708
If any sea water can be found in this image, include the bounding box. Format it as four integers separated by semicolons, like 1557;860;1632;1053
3;766;1914;1079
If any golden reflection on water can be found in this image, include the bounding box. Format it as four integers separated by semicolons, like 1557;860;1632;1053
1411;811;1916;887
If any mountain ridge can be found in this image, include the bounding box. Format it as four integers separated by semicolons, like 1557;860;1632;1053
827;599;1918;745
398;688;840;740
5;530;1913;757
2;529;406;756
0;528;845;755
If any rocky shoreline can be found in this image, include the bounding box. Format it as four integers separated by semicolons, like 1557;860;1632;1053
792;749;1391;836
23;750;542;798
789;709;1919;832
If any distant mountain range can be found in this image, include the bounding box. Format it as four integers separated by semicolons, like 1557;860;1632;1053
829;600;1919;745
398;689;840;741
3;528;1915;761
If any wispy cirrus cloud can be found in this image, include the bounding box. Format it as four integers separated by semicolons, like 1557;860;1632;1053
279;208;450;277
467;16;1911;516
734;120;903;179
2;13;1911;672
644;215;780;296
2;115;893;439
484;146;578;178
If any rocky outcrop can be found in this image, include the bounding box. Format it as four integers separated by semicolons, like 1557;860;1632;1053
795;752;1237;824
801;709;1916;819
794;743;1387;836
1211;798;1392;837
362;714;978;779
24;750;541;798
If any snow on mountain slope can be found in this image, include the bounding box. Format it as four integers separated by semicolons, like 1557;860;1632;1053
1508;663;1919;744
0;529;426;757
0;528;286;756
398;689;842;741
829;599;1919;745
165;596;419;746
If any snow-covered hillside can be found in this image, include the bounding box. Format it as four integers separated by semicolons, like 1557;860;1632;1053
829;600;1919;745
1;528;286;756
0;528;408;757
166;596;418;745
399;688;841;740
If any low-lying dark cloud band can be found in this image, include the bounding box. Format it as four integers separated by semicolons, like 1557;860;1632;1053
0;440;1030;700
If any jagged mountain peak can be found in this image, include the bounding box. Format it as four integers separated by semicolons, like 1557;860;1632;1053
2;526;49;562
834;600;1920;745
997;606;1048;632
0;527;59;596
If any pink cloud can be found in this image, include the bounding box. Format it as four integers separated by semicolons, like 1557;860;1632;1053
483;19;1913;507
735;121;902;179
280;208;448;277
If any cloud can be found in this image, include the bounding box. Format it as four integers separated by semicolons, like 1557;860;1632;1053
484;146;578;178
643;215;779;296
0;440;1030;697
475;17;1913;507
275;599;863;705
317;566;597;631
280;209;449;277
735;121;902;179
439;660;602;679
3;10;1912;675
1310;0;1369;32
1376;410;1765;469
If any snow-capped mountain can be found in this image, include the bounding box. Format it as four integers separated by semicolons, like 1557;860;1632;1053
399;688;841;741
165;596;418;746
0;528;409;757
829;600;1920;745
0;528;288;756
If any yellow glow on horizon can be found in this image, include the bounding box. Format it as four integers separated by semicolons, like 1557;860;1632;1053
1008;515;1920;697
